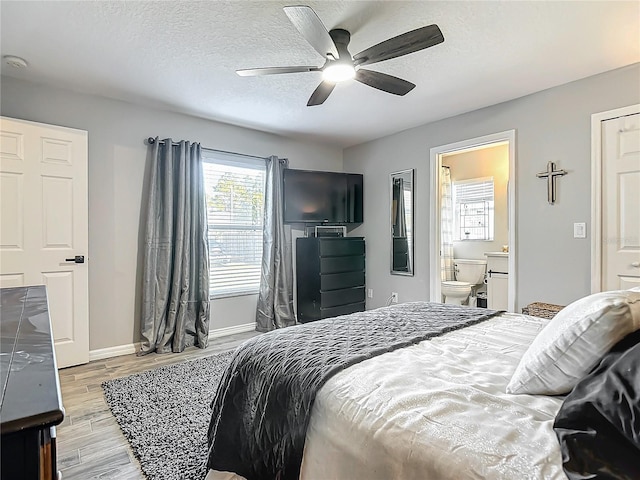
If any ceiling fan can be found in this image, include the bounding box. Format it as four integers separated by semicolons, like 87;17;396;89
237;5;444;106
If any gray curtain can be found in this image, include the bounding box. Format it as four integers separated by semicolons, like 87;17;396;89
140;138;210;354
441;166;455;281
393;178;407;237
256;156;295;332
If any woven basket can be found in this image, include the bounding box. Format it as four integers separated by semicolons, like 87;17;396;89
522;302;564;319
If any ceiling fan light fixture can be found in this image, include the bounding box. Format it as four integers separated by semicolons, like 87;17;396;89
238;6;444;105
322;63;355;83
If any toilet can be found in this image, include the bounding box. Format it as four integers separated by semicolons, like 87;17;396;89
442;259;487;306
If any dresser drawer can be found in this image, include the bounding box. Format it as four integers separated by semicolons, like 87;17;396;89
319;239;365;257
321;301;365;319
321;287;365;308
320;255;365;274
321;271;365;291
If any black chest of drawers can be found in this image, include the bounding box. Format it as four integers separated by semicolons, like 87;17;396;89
296;237;366;323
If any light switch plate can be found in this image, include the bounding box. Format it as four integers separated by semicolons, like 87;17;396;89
573;222;586;238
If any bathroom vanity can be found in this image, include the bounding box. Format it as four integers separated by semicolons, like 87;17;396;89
485;252;509;310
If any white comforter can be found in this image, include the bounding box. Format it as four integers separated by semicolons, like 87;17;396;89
208;313;567;480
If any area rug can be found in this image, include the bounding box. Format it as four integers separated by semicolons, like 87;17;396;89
102;350;234;480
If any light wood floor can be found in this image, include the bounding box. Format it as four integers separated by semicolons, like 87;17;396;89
56;331;258;480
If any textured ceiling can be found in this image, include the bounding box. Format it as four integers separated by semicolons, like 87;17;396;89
1;1;638;147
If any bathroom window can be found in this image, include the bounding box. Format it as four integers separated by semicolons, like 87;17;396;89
453;177;494;241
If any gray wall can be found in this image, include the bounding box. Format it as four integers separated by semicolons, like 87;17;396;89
344;64;640;312
3;63;638;350
0;76;343;350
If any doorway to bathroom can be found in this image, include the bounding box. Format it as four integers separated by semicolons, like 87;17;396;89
429;130;516;312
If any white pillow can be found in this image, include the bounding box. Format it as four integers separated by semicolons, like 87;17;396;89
507;289;640;395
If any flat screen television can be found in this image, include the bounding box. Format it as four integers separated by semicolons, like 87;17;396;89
283;169;363;224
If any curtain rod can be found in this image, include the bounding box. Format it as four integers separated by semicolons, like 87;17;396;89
146;137;266;161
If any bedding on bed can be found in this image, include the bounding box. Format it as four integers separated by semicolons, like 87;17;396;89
554;329;640;480
298;312;568;480
206;302;499;480
507;288;640;395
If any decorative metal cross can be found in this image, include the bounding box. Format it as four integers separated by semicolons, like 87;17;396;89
536;161;567;204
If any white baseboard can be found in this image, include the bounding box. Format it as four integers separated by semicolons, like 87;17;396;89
88;322;256;362
207;322;256;340
89;342;141;362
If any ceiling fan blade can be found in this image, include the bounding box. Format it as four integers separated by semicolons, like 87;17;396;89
284;5;339;60
353;24;444;67
355;69;415;96
307;81;336;106
237;66;320;76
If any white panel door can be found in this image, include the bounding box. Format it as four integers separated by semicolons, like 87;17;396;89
602;113;640;291
0;116;89;368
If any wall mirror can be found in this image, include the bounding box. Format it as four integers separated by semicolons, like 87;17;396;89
390;169;414;276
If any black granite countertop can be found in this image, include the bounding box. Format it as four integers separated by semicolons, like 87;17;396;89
0;286;64;434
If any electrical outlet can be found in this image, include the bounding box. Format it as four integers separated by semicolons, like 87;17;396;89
391;292;399;303
367;289;373;299
573;222;586;239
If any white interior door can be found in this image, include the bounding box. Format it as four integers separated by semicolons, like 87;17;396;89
602;112;640;291
0;116;89;368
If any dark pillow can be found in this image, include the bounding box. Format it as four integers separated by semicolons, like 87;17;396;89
553;330;640;479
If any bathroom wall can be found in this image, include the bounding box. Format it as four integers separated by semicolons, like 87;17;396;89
442;144;509;261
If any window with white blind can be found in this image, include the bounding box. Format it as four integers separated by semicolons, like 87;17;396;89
453;177;494;241
202;150;265;297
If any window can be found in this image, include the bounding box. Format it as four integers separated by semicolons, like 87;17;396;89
453;177;494;241
202;150;266;297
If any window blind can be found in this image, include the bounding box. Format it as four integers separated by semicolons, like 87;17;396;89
454;178;494;203
202;151;266;297
453;177;494;241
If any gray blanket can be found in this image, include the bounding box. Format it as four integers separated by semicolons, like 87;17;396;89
206;301;499;480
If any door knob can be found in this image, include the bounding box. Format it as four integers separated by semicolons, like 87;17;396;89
632;261;640;268
65;255;85;264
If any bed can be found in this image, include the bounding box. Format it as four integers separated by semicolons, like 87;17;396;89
205;292;640;480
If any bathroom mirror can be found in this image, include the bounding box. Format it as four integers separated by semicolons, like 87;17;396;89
390;169;414;276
